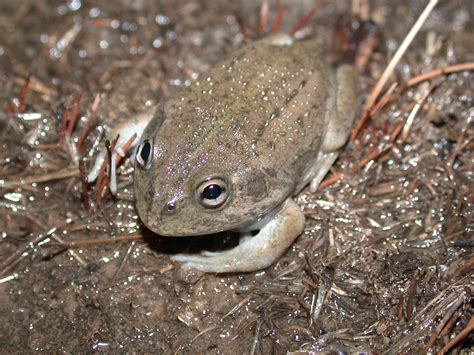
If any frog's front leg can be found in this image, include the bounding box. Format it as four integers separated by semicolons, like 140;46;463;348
86;107;156;183
171;198;305;273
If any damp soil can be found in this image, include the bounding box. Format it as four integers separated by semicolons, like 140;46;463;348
0;0;473;353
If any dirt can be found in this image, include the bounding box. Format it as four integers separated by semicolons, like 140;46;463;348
0;0;472;353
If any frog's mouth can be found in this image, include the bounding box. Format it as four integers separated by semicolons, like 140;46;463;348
143;202;283;239
232;206;281;233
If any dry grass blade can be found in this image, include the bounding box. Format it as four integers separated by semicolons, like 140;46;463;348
289;8;316;36
350;0;439;141
78;159;90;212
50;234;87;266
368;82;398;118
58;96;71;143
387;286;469;353
318;172;343;189
271;4;286;33
50;234;143;248
15;74;31;114
400;82;439;142
95;135;119;204
1;166;79;189
13;75;55;99
437;316;474;354
389;121;404;143
455;256;474;276
77;92;101;148
352;145;391;173
0;218;75;274
258;0;268;34
114;132;137;166
110;240;138;281
424;294;465;350
65;89;84;139
406;62;474;87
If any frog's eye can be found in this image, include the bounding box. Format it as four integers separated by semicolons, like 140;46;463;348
196;178;229;208
136;139;153;169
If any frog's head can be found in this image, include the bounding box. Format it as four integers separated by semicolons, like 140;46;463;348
133;130;292;237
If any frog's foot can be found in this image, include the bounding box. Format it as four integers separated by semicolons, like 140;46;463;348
296;151;339;193
86;108;155;187
263;32;294;46
170;198;305;273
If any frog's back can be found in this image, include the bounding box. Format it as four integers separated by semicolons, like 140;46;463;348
157;36;333;187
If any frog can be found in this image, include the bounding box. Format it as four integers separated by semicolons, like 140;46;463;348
88;33;358;273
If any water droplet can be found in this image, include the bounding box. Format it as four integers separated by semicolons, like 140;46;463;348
68;0;81;11
89;7;100;18
155;14;170;26
99;40;109;49
40;33;49;44
152;37;163;48
111;19;120;29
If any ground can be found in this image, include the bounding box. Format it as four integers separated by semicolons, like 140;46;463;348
0;0;472;353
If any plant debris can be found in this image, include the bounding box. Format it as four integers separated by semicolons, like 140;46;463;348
0;0;472;352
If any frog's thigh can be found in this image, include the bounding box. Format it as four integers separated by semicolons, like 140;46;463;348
321;65;358;153
304;66;358;192
171;198;305;273
297;65;358;192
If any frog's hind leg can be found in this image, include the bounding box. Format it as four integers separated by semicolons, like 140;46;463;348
299;65;358;193
171;198;305;273
321;65;358;153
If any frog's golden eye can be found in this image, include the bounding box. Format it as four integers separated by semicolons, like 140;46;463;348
136;139;153;169
196;178;229;208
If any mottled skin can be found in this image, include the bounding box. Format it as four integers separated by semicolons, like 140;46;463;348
94;34;358;273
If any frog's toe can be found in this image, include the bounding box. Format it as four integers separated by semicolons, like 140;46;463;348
171;249;271;274
170;254;215;271
170;198;305;273
309;151;339;192
86;150;107;182
265;33;294;46
201;250;225;257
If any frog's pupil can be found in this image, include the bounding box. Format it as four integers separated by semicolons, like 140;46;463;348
202;184;222;200
140;141;151;163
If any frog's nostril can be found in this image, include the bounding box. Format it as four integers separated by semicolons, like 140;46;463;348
146;190;154;200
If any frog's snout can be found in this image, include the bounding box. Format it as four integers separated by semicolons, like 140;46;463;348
139;191;182;235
